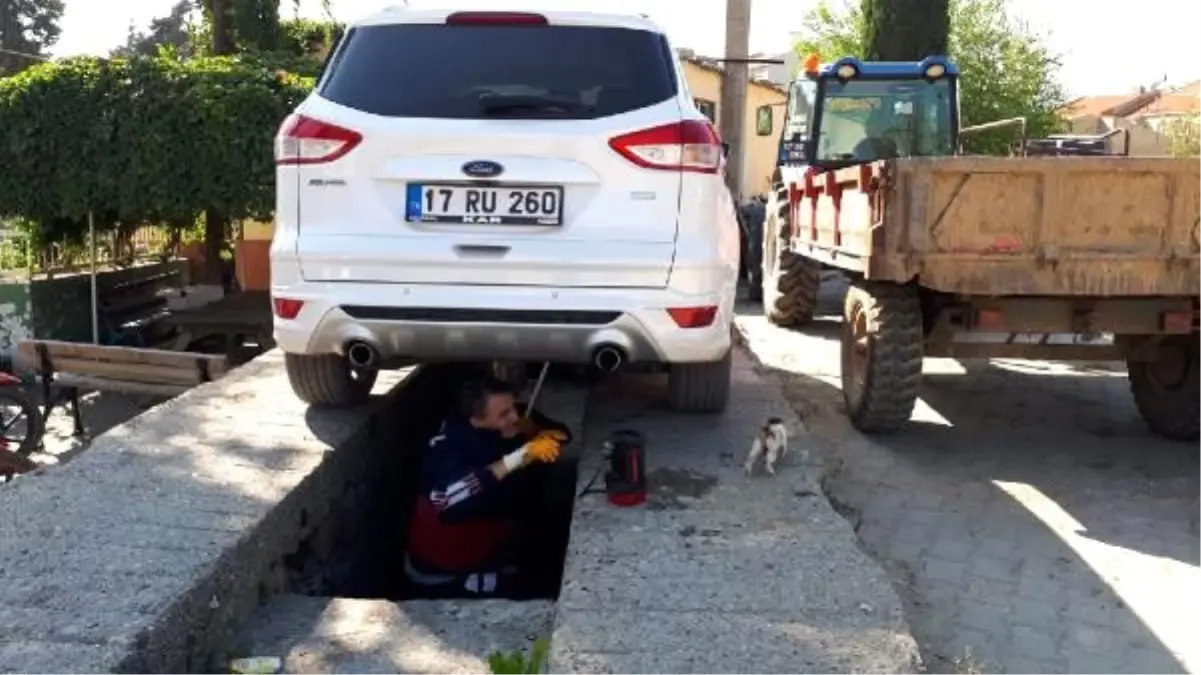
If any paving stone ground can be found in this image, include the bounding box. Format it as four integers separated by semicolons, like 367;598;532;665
550;349;921;674
735;278;1200;674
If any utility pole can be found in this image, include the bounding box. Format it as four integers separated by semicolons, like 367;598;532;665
719;0;752;202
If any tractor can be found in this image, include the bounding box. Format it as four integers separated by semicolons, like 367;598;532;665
746;55;1197;442
752;52;1128;322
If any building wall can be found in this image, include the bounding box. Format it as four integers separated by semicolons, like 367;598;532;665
748;51;796;87
238;220;274;291
1067;114;1184;156
681;60;787;200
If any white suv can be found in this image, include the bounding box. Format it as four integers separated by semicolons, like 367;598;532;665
271;7;740;412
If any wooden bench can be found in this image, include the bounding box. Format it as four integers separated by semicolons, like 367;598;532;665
15;339;231;441
166;290;274;359
98;267;185;348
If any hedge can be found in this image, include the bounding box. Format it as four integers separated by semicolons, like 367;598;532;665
0;54;315;242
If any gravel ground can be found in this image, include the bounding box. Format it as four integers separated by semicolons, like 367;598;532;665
735;277;1199;674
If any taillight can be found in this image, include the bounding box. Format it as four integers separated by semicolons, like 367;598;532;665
273;297;304;319
275;114;362;165
445;11;548;25
667;306;719;328
608;121;722;173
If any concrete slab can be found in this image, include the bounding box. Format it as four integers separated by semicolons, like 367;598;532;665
0;351;418;674
242;594;555;674
550;349;922;674
230;375;589;674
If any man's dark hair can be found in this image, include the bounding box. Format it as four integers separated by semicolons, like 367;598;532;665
458;375;516;419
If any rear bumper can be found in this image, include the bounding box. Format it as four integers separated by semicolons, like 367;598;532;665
271;281;734;365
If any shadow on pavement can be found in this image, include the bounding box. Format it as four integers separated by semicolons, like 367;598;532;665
735;287;1192;674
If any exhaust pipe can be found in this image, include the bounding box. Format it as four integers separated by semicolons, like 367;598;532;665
345;341;380;370
592;345;624;373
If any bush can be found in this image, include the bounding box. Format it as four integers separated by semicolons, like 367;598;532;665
1164;115;1201;157
0;54;315;243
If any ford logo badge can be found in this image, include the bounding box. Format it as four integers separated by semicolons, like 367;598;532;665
462;160;504;178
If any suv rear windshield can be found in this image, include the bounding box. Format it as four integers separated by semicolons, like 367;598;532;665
318;23;678;120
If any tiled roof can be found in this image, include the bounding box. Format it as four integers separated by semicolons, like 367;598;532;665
1170;80;1200;97
1062;82;1201;120
1061;92;1159;119
678;52;788;94
1134;92;1200;117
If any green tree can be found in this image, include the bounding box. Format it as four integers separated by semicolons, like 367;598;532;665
862;0;949;61
0;0;64;75
198;0;283;55
1163;116;1200;157
278;17;343;63
792;0;1067;153
792;0;862;65
197;0;286;282
230;0;280;53
0;54;314;245
113;0;197;59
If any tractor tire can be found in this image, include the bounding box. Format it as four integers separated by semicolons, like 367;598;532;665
668;349;732;413
761;186;821;327
1127;332;1199;441
840;281;924;434
741;204;765;303
284;353;378;407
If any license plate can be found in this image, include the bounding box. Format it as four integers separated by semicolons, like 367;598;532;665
405;184;564;226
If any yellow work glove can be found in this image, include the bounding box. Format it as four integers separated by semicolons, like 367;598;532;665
524;430;567;463
536;429;568;443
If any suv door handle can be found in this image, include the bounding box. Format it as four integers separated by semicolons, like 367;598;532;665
454;244;511;258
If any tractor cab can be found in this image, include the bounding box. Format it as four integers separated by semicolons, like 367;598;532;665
769;54;961;170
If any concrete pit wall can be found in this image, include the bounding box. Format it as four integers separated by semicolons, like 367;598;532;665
0;352;424;674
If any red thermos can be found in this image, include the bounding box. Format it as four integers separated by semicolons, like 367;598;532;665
605;429;647;507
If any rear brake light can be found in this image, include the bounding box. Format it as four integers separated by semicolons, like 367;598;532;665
273;297;304;319
275;114;362;165
609;121;722;173
667;306;719;328
446;11;548;25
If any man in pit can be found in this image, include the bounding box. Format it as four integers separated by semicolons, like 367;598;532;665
405;374;574;598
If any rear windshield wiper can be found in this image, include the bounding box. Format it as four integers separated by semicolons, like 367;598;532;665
478;93;590;115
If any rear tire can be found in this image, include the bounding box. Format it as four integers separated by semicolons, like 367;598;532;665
762;186;820;327
1127;333;1199;441
840;281;924;434
284;353;378;407
668;350;732;413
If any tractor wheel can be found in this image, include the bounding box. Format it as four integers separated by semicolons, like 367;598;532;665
1127;333;1199;441
840;281;924;434
761;185;821;327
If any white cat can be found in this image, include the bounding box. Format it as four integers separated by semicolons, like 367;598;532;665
743;416;792;476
